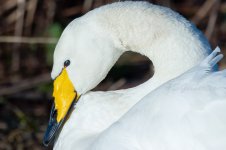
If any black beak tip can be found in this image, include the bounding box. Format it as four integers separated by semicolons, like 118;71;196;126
43;99;77;147
42;123;56;147
42;103;60;147
43;138;50;147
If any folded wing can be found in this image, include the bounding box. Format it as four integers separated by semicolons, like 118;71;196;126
90;47;226;150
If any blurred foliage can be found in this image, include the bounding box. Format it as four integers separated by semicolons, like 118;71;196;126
45;23;63;66
37;82;52;94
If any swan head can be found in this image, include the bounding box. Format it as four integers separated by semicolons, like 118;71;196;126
43;18;122;146
51;19;122;94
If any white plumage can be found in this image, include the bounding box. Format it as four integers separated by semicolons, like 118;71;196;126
50;2;226;150
90;47;226;150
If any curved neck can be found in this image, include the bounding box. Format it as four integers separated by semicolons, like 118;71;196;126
71;1;212;96
85;2;211;92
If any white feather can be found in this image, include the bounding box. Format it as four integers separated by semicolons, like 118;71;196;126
51;2;226;150
89;47;226;150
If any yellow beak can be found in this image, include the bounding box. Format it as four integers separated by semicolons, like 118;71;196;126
53;67;79;122
43;67;80;146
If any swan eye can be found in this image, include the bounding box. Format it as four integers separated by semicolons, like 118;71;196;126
64;60;70;67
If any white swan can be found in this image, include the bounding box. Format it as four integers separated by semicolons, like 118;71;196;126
43;1;226;150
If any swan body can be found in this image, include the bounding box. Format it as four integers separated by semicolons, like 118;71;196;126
90;47;226;150
42;1;226;150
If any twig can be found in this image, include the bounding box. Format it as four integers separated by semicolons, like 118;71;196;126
93;0;104;8
192;0;217;25
0;73;51;96
25;0;38;33
82;0;93;13
5;10;17;27
0;36;58;44
11;0;26;74
205;0;220;40
0;0;17;16
15;0;25;37
62;6;82;17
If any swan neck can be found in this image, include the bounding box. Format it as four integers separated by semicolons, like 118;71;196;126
84;2;211;90
108;13;210;80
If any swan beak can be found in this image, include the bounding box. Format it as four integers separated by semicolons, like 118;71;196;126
43;68;80;147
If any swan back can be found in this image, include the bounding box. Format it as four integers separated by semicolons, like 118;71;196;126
90;48;226;150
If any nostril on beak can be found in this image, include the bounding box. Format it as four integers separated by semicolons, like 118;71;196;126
51;109;57;121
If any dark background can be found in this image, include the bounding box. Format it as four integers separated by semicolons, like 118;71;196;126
0;0;225;149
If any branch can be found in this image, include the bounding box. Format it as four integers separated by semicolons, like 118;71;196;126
0;36;58;44
205;0;220;39
0;73;51;96
192;0;217;25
